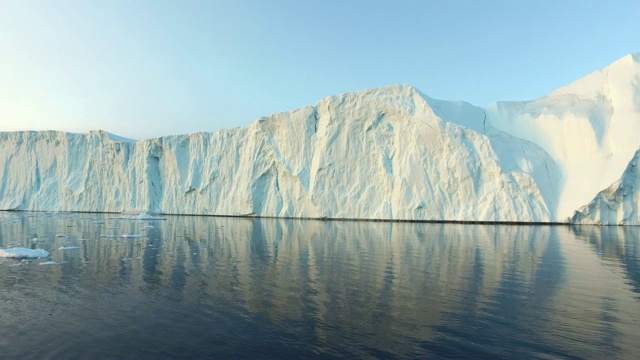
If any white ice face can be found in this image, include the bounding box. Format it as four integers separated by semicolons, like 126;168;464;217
0;54;638;225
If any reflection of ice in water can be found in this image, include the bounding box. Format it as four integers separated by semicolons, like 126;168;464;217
1;212;640;359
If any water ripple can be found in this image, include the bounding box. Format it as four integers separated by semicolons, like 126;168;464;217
0;213;639;358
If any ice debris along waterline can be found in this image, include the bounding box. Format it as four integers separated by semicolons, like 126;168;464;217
112;212;167;221
39;261;58;266
1;53;640;224
0;248;50;259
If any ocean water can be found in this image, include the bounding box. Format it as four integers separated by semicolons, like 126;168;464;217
0;212;639;359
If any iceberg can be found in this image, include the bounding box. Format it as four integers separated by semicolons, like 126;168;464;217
0;248;50;259
0;53;639;224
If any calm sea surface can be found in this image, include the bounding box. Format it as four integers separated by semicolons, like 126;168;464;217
0;212;639;359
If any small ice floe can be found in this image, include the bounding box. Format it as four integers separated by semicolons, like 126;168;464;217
99;235;117;238
137;213;166;220
114;210;167;221
39;261;58;266
0;248;50;259
58;246;80;251
120;234;144;238
56;234;67;238
143;225;154;229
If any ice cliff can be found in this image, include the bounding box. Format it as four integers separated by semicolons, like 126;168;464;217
571;147;640;225
1;53;639;224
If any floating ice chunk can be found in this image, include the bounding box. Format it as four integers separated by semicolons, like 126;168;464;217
137;213;166;221
39;261;58;266
58;246;80;251
120;234;144;238
56;234;67;238
0;248;50;259
114;212;166;220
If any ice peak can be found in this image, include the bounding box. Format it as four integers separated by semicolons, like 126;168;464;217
89;130;136;143
549;52;640;99
318;84;419;103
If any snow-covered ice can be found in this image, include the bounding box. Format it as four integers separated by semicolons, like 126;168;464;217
0;53;639;224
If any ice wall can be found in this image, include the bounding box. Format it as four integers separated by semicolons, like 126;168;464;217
1;53;639;224
0;86;552;222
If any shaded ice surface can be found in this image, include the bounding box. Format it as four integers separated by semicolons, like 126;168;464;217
0;248;49;259
0;54;639;224
572;147;640;224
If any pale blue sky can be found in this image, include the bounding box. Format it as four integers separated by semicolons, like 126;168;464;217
1;0;638;140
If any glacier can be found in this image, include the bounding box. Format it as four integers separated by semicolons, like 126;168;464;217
1;53;639;225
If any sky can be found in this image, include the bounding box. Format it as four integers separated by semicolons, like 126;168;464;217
1;0;639;140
